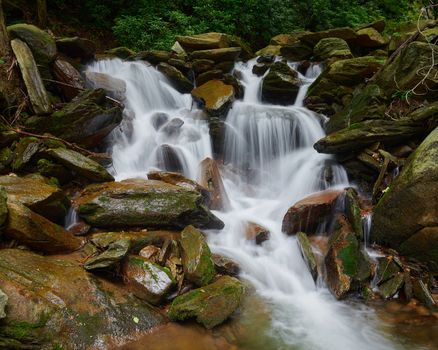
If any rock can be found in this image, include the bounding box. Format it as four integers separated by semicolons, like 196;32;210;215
412;279;436;309
43;148;114;182
160;117;183;136
157;63;193;94
85;71;127;101
105;46;135;59
180;225;215;286
192;59;215;73
282;189;344;235
171;41;187;57
177;33;230;51
151;112;169;130
76;179;224;230
245;222;270;244
300;27;358;46
196;69;224;86
378;273;404;299
0;147;13;174
168;275;244;329
314;38;352;60
261;61;301;105
156;144;184;173
375;256;401;285
35;158;72;184
11;136;41;171
355;28;387;48
0;288;7;319
280;42;313;61
0;187;7;227
7;23;56;66
139;245;161;262
371;126;438;269
199;157;230;210
270;33;303;46
256;45;281;57
52;59;85;100
215;60;235;73
252;63;270;76
296;232;318;282
11;39;52;115
0;175;69;222
359;19;386;33
129;50;171;64
122;255;175;305
168;58;191;74
314;119;423;154
190;47;241;63
56;36;96;61
344;187;363;240
5;201;82;253
191;80;234;117
24;89;123;148
0;249;165;349
212;254;240;276
84;239;130;270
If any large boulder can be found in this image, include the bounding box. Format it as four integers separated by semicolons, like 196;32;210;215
198;157;229;210
300;27;358;46
371;127;438;270
180;225;215;286
314;37;352;60
261;61;301;105
76;179;224;230
177;33;230;51
52;59;85;100
56;36;96;62
168;275;245;329
24;89;123;148
5;201;82;253
0;249;165;349
191;80;234;117
157;63;193;93
280;42;313;61
355;28;387;48
10;39;52;115
0;175;69;222
7;23;56;66
190;47;241;63
84;71;127;101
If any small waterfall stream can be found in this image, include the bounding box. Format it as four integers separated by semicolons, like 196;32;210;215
87;58;400;349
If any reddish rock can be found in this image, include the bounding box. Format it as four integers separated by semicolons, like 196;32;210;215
198;158;230;210
282;189;344;235
245;222;270;244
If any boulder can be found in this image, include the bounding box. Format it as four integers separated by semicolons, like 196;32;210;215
167;58;191;74
105;46;135;59
282;189;344;235
412;279;436;309
378;273;404;299
24;89;123;148
157;63;193;94
122;255;175;305
52;59;85;100
151;112;169;130
84;238;130;270
180;225;215;286
300;27;358;46
280;42;313;61
35;158;72;184
314;37;352;60
7;23;56;66
56;36;96;61
5;201;82;253
270;33;304;45
156;144;184;173
375;256;401;285
129;50;171;64
358;19;386;33
191;80;234;117
196;69;224;86
168;275;245;329
256;45;281;57
245;222;270;244
76;179;224;230
296;232;318;282
371;127;438;270
314;119;423;154
0;186;7;227
212;254;240;276
10;136;41;171
177;33;230;51
43;148;114;182
261;61;301;105
192;59;215;74
190;47;241;63
84;71;127;101
355;28;387;48
0;249;165;349
11;39;52;115
344;187;363;240
0;175;69;222
198;157;229;210
252;63;270;76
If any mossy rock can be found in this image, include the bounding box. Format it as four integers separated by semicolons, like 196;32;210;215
355;27;387;48
105;47;135;59
157;63;193;93
261;61;301;105
168;275;245;329
344;187;363;240
314;37;352;60
0;186;7;227
56;36;96;61
189;47;241;63
296;232;318;282
191;80;234;117
280;42;313;61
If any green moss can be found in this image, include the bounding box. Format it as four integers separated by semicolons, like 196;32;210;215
338;234;359;277
2;313;50;341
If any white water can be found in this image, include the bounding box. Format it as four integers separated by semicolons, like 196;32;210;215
87;58;399;350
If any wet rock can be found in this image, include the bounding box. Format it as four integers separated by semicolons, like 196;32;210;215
139;245;161;262
43;147;114;182
84;238;131;270
344;187;363;240
212;254;240;276
314;37;352;60
151;112;170;130
199;157;230;210
0;175;69;222
223;73;245;100
168;275;245;329
0;249;165;349
24;89;123;148
190;47;241;63
156;144;184;173
257;55;275;64
168;58;191;74
375;256;402;285
0;288;7;319
280;42;313;61
191;80;234;117
5;201;82;253
245;222;270;245
129;50;171;64
67;221;90;236
192;59;215;74
314;119;423;154
355;28;387;48
180;225;215;286
157;63;193;94
122;255;175;305
296;232;318;282
161;118;184;136
11;39;52;115
105;46;135;59
196;69;224;86
52;59;85;100
35;158;72;184
177;33;230;51
8;23;56;66
56;36;96;61
282;189;344;235
0;187;7;227
11;136;41;171
76;179;224;230
371;126;438;269
256;45;281;57
379;273;404;299
215;60;235;73
412;279;436;309
85;71;127;101
252;63;270;76
261;61;301;105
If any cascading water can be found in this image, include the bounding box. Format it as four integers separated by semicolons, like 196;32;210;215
87;58;401;350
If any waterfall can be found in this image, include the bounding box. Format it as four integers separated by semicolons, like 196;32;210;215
87;58;398;350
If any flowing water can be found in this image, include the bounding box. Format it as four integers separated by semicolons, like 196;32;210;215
86;58;422;349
